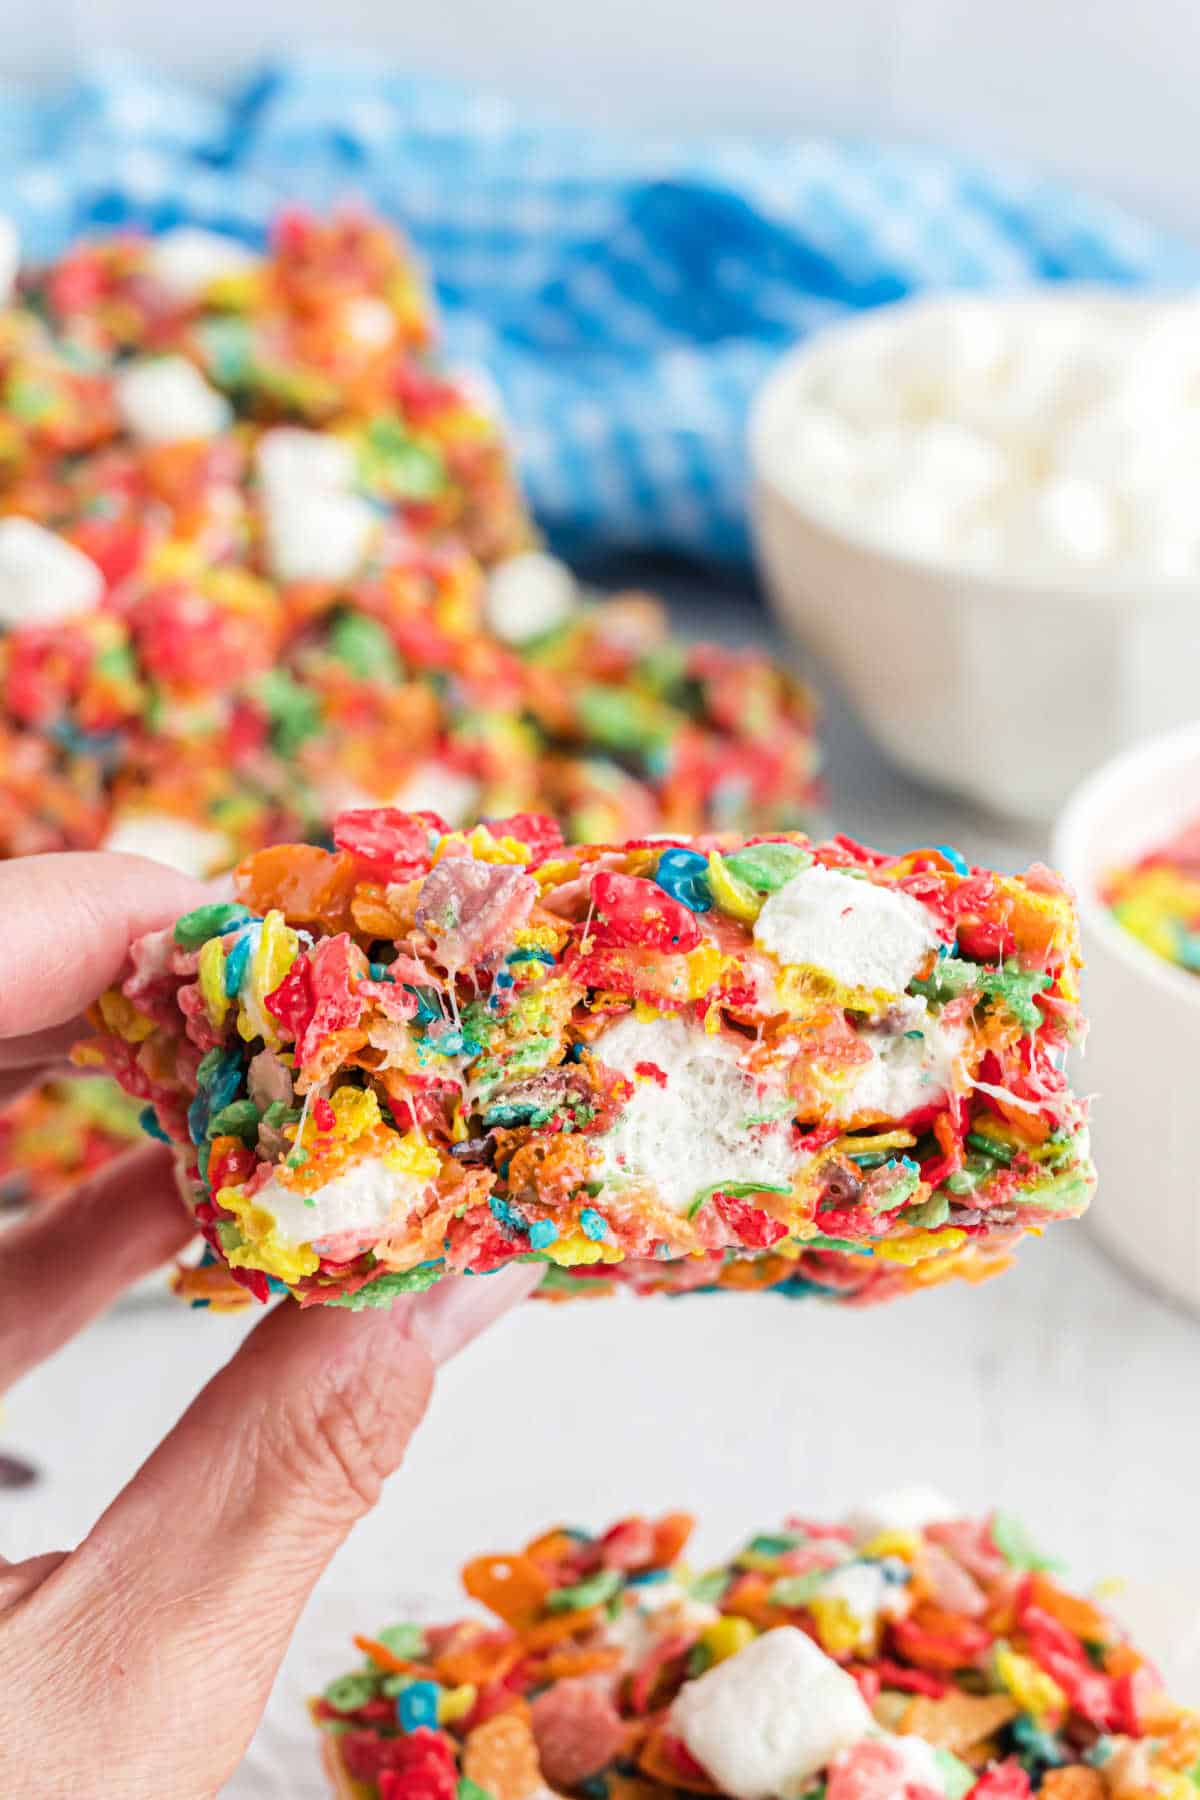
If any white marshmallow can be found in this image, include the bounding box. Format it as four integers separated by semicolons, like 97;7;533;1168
256;427;358;497
781;296;1200;579
257;1153;434;1250
102;811;231;879
590;1012;804;1215
843;1485;960;1543
827;1010;967;1124
484;552;579;645
116;356;233;444
264;491;376;584
345;295;397;348
754;866;941;995
668;1626;873;1799
145;227;256;299
0;216;19;306
1012;475;1116;565
0;518;105;627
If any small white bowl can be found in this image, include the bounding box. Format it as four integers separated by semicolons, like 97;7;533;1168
748;295;1200;822
1054;722;1200;1311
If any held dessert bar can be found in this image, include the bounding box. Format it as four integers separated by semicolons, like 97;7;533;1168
79;810;1095;1312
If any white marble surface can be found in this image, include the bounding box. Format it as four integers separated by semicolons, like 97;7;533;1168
3;573;1200;1795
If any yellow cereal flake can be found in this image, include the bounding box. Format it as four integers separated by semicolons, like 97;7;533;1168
328;1084;382;1141
994;1644;1067;1726
237;909;299;1047
437;1684;478;1724
684;942;735;999
874;1228;967;1265
96;988;156;1044
699;1616;757;1663
198;936;230;1029
543;1232;623;1267
808;1594;866;1658
217;1183;320;1286
382;1133;442;1183
858;1529;922;1564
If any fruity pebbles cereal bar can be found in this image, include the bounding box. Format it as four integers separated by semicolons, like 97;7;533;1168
313;1498;1197;1800
78;808;1095;1312
1101;814;1200;977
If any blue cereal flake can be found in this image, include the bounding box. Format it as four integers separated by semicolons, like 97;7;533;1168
489;1195;529;1235
529;1219;559;1250
397;1680;440;1733
579;1206;610;1241
139;1104;169;1143
654;846;713;912
935;844;971;877
223;926;258;997
506;947;556;966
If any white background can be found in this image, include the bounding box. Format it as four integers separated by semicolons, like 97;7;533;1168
2;0;1199;232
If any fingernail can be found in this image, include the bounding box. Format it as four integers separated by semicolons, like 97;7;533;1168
406;1263;541;1365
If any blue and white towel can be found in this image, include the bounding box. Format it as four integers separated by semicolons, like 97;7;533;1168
1;55;1197;561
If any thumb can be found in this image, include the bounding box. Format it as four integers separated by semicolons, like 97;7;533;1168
9;1264;539;1798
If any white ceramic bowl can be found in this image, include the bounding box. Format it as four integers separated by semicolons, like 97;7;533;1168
748;295;1200;822
1054;722;1200;1311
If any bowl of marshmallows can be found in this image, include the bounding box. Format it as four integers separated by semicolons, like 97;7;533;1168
749;291;1200;821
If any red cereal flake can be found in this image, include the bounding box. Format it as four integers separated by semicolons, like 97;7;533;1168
266;953;315;1042
333;807;438;881
295;933;365;1066
530;1678;626;1787
587;873;702;953
485;813;564;861
968;1764;1033;1799
713;1192;788;1247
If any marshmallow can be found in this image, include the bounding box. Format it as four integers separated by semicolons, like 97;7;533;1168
263;490;376;585
843;1485;961;1543
780;296;1200;579
754;865;941;995
0;518;105;627
115;356;233;444
145;227;256;300
484;552;580;645
256;427;358;497
668;1626;873;1799
590;1011;804;1215
0;216;19;306
255;1152;434;1251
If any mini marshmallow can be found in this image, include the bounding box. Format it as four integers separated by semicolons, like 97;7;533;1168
779;296;1200;578
0;216;19;306
754;865;941;995
1018;475;1116;565
145;227;256;299
345;295;397;348
255;427;358;497
484;551;579;645
843;1485;960;1543
263;490;376;585
668;1626;873;1799
102;812;232;879
116;356;233;445
0;518;105;627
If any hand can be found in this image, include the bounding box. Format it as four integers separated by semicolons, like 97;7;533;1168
0;852;539;1798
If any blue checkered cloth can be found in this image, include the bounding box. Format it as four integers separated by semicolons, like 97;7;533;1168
2;55;1197;561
